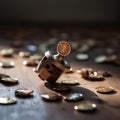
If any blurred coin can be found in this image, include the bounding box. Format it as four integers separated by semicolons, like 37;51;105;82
0;73;10;79
95;55;107;63
106;48;115;55
77;68;89;79
23;59;38;66
15;88;33;97
97;71;111;77
63;93;83;102
74;102;96;111
75;53;89;61
88;72;104;81
41;93;62;101
0;62;14;68
0;48;14;57
96;86;114;94
57;41;71;57
1;77;18;84
26;44;38;52
19;51;31;58
0;96;17;104
30;54;42;61
61;80;79;86
53;84;71;92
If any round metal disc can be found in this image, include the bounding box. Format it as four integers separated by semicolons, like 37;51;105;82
0;73;10;79
75;53;89;61
61;80;79;86
1;77;18;83
19;51;31;58
57;41;71;57
15;88;34;97
74;102;97;111
0;96;17;104
96;86;114;93
64;93;83;102
23;60;38;66
53;84;71;92
41;93;62;101
0;62;15;68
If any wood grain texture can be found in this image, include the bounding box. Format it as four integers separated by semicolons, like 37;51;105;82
0;26;120;120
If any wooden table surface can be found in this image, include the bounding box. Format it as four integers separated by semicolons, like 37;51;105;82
0;26;120;120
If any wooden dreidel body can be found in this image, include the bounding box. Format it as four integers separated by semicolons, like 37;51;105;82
36;41;71;83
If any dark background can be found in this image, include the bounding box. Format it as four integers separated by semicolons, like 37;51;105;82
0;0;120;25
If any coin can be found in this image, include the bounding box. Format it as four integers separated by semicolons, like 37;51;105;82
0;48;14;57
95;55;107;63
19;51;31;58
88;72;104;81
0;96;17;104
63;93;83;102
79;68;89;79
26;44;38;52
15;88;34;97
57;41;71;56
66;67;74;74
96;86;114;93
0;73;10;79
97;71;111;77
74;102;96;111
53;84;71;92
61;80;79;86
41;93;62;101
75;53;89;61
23;59;38;66
0;77;18;84
0;62;15;68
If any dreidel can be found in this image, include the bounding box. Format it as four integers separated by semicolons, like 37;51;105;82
36;41;71;83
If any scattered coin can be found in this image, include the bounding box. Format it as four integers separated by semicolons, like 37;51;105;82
96;86;114;94
0;73;10;79
0;77;18;84
74;102;97;111
88;72;104;81
41;93;62;101
26;44;38;52
97;71;111;77
53;84;71;92
61;80;79;86
0;96;17;104
63;93;83;102
0;62;15;68
0;48;14;57
19;51;31;58
23;59;38;66
95;55;107;63
15;88;34;97
78;68;89;79
57;41;71;57
75;53;89;61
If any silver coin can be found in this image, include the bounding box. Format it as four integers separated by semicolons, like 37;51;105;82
63;93;83;102
1;77;18;83
61;80;79;86
95;55;107;63
74;102;97;111
19;51;31;58
15;88;34;97
96;86;114;93
0;96;17;104
75;53;89;61
41;93;62;101
0;62;15;68
0;48;14;57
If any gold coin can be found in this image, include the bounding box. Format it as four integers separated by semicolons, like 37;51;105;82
57;41;71;56
0;96;17;104
15;88;34;97
0;48;14;57
41;93;62;101
74;102;96;111
61;80;79;86
63;93;83;102
96;86;114;93
1;77;18;83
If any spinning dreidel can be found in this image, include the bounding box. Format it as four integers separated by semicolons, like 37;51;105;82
36;41;71;83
